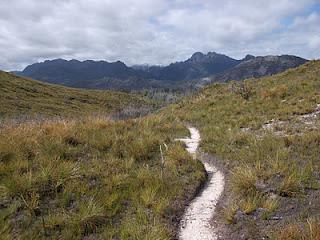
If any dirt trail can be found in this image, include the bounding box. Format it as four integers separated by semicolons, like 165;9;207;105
176;127;225;240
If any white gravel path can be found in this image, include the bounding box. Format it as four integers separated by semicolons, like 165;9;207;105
176;127;225;240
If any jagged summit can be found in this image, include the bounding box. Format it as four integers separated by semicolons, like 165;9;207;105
190;52;205;61
243;54;255;61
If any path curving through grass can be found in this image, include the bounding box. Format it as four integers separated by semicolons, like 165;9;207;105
176;127;225;240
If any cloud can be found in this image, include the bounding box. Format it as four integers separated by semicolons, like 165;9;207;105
0;0;319;70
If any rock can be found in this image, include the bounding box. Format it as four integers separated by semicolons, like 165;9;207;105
234;210;246;222
255;181;276;194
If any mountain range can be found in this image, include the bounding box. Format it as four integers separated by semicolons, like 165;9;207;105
13;52;307;91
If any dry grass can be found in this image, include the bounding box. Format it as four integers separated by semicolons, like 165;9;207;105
0;115;205;239
223;202;238;224
231;165;257;195
275;218;320;240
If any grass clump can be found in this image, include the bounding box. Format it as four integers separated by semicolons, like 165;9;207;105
231;165;257;195
69;198;106;235
223;202;238;224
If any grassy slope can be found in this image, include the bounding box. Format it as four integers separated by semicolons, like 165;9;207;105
0;115;205;239
0;71;151;119
166;60;320;238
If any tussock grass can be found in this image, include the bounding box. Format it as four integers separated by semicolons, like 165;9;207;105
223;201;238;224
231;165;257;195
240;193;263;214
274;218;320;240
262;196;279;213
0;115;205;239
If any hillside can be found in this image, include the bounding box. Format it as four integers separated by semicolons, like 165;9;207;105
0;70;207;240
211;55;307;82
0;71;152;119
0;115;205;239
13;53;307;91
167;60;320;239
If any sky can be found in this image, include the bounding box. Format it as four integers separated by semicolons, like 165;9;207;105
0;0;319;71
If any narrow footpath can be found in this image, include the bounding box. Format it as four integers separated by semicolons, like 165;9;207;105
176;127;225;240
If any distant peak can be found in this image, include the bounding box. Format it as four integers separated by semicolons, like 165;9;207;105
190;52;205;61
207;52;220;57
49;58;66;62
243;54;255;61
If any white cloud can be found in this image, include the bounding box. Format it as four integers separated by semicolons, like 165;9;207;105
0;0;319;70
